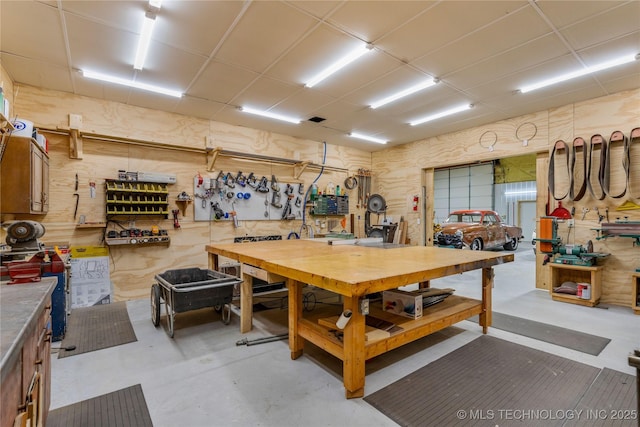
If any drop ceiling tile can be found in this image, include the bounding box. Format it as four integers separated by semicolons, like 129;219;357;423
152;1;248;56
340;66;429;107
376;1;529;62
175;97;226;121
414;8;555;80
59;0;141;31
0;55;73;93
188;61;259;104
126;91;181;114
65;12;140;73
536;0;630;29
559;1;640;50
1;1;68;66
443;34;569;91
231;77;301;111
266;25;369;84
215;1;317;73
287;1;342;19
326;1;439;42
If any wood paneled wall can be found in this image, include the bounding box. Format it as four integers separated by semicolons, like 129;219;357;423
3;84;371;301
373;88;640;308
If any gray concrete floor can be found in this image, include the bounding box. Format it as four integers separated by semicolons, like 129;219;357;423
50;246;639;426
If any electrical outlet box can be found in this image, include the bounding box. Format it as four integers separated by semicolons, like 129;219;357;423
568;219;575;227
69;113;83;130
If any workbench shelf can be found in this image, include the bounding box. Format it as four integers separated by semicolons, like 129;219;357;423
548;263;602;307
105;179;170;218
632;273;640;315
303;295;483;360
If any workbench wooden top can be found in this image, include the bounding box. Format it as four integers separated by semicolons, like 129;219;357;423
206;240;514;296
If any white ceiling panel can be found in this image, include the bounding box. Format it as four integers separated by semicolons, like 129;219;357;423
559;1;640;51
215;1;317;73
231;77;301;110
187;61;260;104
0;0;638;152
326;1;439;42
0;1;67;66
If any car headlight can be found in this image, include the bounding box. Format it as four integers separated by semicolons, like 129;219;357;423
455;230;463;238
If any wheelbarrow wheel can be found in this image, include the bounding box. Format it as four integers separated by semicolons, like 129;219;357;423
151;284;161;327
221;303;232;325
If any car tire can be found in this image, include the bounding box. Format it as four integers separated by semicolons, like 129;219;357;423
503;237;518;251
470;238;483;250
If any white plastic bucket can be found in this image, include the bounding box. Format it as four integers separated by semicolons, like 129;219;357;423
11;118;35;138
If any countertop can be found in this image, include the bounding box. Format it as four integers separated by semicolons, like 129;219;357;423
0;277;57;383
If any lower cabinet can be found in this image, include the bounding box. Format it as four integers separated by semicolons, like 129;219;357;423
0;297;52;427
549;263;602;307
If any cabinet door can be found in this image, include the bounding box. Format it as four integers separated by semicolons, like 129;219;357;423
41;153;49;213
30;145;44;212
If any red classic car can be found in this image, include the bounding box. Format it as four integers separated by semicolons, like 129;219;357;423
434;210;523;251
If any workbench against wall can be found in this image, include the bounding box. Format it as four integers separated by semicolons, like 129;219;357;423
193;175;305;222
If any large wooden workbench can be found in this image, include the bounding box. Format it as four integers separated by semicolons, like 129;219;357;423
206;240;514;398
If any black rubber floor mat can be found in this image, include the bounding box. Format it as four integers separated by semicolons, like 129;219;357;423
469;311;610;355
566;368;638;427
58;301;137;358
47;384;153;427
365;335;601;427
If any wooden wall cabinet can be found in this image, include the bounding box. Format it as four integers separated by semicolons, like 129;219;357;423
549;263;602;307
1;136;49;214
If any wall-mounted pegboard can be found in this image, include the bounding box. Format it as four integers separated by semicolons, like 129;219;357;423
193;174;305;222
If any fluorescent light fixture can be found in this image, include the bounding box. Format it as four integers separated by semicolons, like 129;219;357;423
240;106;301;124
519;54;638;93
349;132;388;144
504;190;537;196
134;13;156;70
305;43;372;88
81;70;183;98
409;104;472;126
149;0;162;9
370;79;437;109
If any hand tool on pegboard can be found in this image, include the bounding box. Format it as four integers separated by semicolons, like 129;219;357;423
73;173;79;220
172;209;181;228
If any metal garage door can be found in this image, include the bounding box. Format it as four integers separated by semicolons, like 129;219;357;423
434;163;494;225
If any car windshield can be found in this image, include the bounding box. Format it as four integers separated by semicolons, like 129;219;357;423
446;213;482;223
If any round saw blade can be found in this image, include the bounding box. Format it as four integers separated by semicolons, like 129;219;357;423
367;194;386;213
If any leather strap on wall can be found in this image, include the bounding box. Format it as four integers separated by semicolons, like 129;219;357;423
602;130;628;199
548;140;572;201
627;127;640;200
570;137;587;201
587;134;607;200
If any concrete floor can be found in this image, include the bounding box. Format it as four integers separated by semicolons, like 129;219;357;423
50;245;639;427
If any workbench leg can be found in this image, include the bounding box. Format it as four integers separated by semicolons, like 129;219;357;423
418;280;430;289
240;273;253;334
208;253;219;271
480;267;493;334
288;279;304;360
342;295;365;399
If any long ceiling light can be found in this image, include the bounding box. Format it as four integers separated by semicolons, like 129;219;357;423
240;106;301;124
134;1;162;70
305;43;373;88
349;132;388;144
409;104;472;126
370;79;438;109
519;53;639;94
81;70;183;98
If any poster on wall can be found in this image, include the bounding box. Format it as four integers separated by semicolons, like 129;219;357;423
69;246;112;308
193;174;304;222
